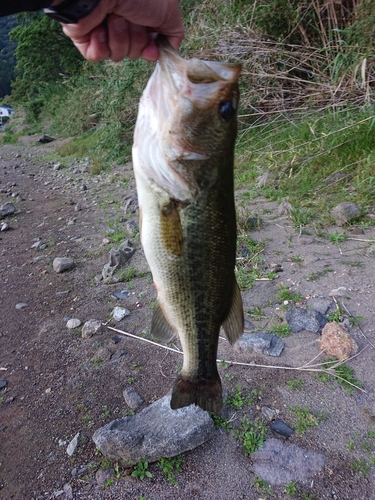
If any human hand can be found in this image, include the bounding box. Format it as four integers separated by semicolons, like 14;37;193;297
60;0;184;62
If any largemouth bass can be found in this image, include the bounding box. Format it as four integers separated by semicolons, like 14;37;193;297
132;37;243;415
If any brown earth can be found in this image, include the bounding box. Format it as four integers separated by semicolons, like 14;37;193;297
0;138;374;500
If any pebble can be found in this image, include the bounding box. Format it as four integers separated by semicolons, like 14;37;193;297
330;201;361;226
66;432;80;456
0;381;7;389
112;306;130;322
66;318;82;329
0;202;15;218
261;406;277;421
329;286;347;297
271;418;294;439
96;468;114;486
112;290;131;300
53;257;75;273
0;222;10;231
81;319;103;339
15;302;28;310
319;322;358;360
123;386;144;409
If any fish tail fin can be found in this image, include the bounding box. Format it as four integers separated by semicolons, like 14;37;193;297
170;375;222;415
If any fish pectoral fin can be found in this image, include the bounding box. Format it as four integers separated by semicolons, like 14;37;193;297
222;279;244;344
151;302;177;343
161;200;183;255
170;375;222;415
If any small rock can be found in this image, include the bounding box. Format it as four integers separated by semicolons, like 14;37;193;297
53;162;63;171
66;432;80;456
66;318;82;329
38;134;54;144
0;381;7;389
0;202;15;218
0;222;10;231
93;394;215;464
278;199;293;215
53;257;75;273
112;290;131;300
125;219;139;235
15;302;28;310
286;307;327;333
124;194;138;213
111;335;121;344
329;286;347;297
319;322;358;360
74;203;82;212
63;483;73;500
81;319;103;339
261;406;277;421
112;306;130;322
330;202;361;226
123;387;144;409
71;465;88;478
271;418;294;439
96;468;114;487
91;347;112;363
234;332;284;357
307;297;334;315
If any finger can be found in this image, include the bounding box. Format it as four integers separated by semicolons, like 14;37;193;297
64;24;111;62
106;14;130;62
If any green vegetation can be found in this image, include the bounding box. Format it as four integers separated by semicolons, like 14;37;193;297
288;406;326;435
131;459;152;480
225;386;261;410
270;323;293;337
285;480;298;496
157;456;184;485
251;476;272;495
286;379;303;390
276;285;303;303
233;416;266;455
350;457;370;476
322;358;364;394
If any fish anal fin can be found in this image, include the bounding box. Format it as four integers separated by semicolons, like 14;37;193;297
222;279;244;344
151;302;176;343
170;375;222;415
161;200;183;255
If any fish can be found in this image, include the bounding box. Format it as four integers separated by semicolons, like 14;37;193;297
132;36;243;415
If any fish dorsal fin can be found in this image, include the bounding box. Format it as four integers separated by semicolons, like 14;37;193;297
151;302;177;343
222;280;244;344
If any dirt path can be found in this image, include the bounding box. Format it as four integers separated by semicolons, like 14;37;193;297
0;140;374;499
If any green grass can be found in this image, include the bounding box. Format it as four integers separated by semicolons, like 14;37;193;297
157;456;184;485
322;358;364;394
234;416;266;455
276;285;303;303
289;406;326;435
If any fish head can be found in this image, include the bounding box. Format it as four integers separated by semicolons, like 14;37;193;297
133;37;242;202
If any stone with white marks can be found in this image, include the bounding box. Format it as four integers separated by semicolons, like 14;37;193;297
0;202;15;219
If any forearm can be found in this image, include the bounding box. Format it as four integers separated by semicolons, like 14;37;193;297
0;1;53;17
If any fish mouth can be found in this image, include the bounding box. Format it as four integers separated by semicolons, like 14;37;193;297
151;35;241;114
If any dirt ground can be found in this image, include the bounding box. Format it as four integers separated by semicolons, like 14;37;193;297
0;138;374;500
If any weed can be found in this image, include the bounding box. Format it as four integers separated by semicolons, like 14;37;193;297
271;323;293;337
225;373;234;382
285;480;298;496
300;494;316;500
368;428;375;439
131;459;152;480
350;457;369;476
290;207;312;228
251;476;272;494
100;405;110;419
104;478;115;487
324;359;363;394
286;379;303;390
360;441;373;452
369;455;375;466
347;439;356;451
289;406;326;435
157;455;184;485
329;232;347;244
246;306;265;320
234;416;266;455
225;386;261;409
90;359;103;368
219;359;229;369
276;285;303;303
306;268;334;281
291;254;304;263
211;415;232;433
127;377;136;385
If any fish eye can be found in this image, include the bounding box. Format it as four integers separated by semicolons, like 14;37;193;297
219;101;235;121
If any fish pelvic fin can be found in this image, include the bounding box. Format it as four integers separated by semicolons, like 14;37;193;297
151;302;177;343
222;279;244;344
170;375;222;415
